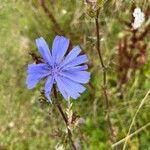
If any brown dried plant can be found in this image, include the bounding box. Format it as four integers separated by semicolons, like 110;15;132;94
117;5;150;88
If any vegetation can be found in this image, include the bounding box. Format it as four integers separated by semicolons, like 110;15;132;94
0;0;150;149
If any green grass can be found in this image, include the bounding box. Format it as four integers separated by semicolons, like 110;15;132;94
0;0;150;150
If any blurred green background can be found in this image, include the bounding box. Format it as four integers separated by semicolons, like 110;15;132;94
0;0;150;149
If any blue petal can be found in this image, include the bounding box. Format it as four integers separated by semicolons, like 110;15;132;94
61;77;86;94
26;74;47;89
36;37;52;64
52;36;69;64
62;65;88;72
60;71;90;83
26;64;49;89
61;55;88;69
27;64;49;74
60;45;81;67
55;76;68;100
56;76;80;99
44;76;54;102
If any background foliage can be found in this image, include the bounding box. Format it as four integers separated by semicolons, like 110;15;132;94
0;0;150;149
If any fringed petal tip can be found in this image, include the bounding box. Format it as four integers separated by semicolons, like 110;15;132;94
52;36;69;64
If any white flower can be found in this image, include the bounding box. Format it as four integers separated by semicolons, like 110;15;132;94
132;7;145;29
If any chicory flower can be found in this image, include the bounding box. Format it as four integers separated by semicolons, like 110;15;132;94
26;36;90;102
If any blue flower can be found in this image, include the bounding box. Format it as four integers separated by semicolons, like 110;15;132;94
26;36;90;102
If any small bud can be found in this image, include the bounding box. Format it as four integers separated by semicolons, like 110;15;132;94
86;0;97;6
85;0;97;9
74;139;81;150
77;117;85;126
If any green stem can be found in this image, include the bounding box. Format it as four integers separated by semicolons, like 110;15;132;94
95;9;114;141
53;85;77;150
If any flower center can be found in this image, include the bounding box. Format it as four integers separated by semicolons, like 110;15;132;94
48;64;60;76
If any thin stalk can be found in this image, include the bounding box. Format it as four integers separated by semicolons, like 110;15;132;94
112;122;150;148
40;0;63;34
53;85;77;150
95;9;114;140
122;89;150;150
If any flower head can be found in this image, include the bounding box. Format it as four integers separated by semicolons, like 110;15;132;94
132;7;145;29
26;36;90;102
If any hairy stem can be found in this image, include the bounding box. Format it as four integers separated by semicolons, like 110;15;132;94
53;85;77;150
95;10;114;140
